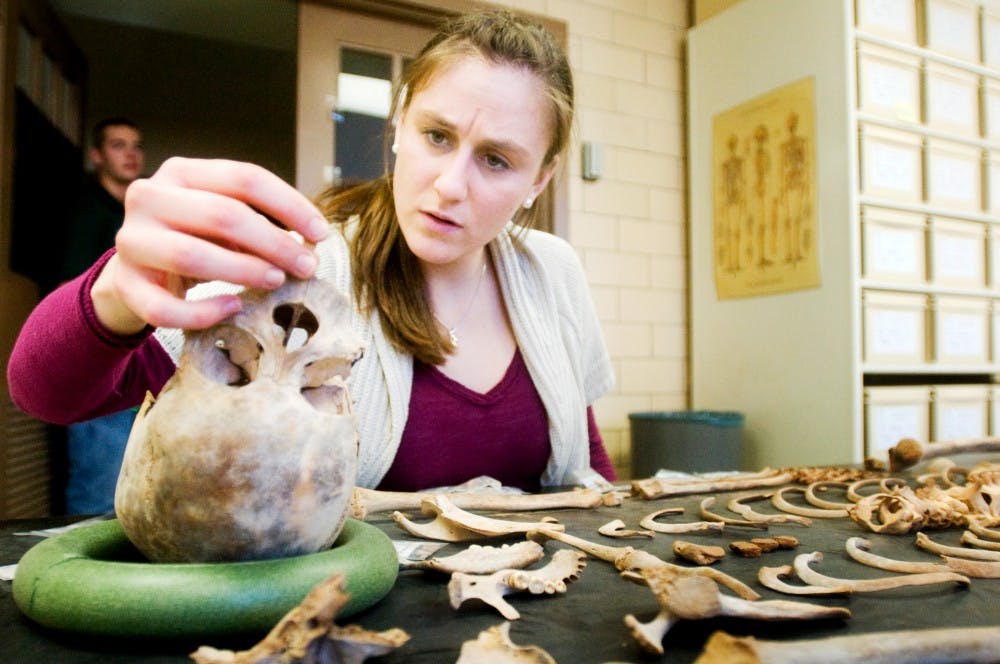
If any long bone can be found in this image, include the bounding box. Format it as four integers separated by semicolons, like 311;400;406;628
351;486;612;520
727;492;812;526
792;550;971;591
846;535;1000;578
915;531;1000;561
694;626;1000;664
448;549;586;620
623;568;850;656
392;495;564;542
757;564;851;595
887;435;1000;472
526;527;760;600
631;468;792;500
772;486;848;518
400;541;545;574
597;519;654;539
638;507;725;534
699;496;769;529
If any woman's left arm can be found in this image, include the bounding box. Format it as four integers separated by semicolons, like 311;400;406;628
587;406;617;481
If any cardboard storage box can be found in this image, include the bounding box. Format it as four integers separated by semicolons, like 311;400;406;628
925;137;982;212
863;289;929;365
932;295;990;364
859;123;923;203
861;206;927;283
929;216;986;288
931;384;989;441
857;42;921;122
864;385;930;455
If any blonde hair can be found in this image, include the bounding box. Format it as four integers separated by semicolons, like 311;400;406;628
317;8;574;365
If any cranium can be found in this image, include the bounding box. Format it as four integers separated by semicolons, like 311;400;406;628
115;277;363;563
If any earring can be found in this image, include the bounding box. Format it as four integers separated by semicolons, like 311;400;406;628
523;196;534;209
391;142;399;154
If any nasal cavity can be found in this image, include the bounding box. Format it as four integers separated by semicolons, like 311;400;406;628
273;303;319;351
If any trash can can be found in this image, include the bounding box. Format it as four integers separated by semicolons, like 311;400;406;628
629;410;744;478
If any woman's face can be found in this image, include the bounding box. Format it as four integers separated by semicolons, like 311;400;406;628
392;56;555;269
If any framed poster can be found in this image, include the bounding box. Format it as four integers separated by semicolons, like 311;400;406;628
712;77;820;299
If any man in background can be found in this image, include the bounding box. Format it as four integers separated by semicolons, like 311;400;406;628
60;117;144;514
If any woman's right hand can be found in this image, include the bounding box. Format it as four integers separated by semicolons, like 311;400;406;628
91;158;330;334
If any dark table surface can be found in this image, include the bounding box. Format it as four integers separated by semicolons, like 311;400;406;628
3;464;999;663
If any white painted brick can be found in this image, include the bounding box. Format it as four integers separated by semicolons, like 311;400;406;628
586;0;649;16
583;179;649;217
603;321;654;357
620;358;686;393
575;71;617;112
579;107;649;150
650;254;686;289
584;249;650;287
577;40;645;81
593;393;655;429
620;288;684;323
568;211;619;249
616;81;682;122
649;190;685;224
620;218;674;253
654;322;688;358
548;0;615;40
646;54;684;90
649;392;689;411
617;149;678;188
647;119;686;156
613;13;671;55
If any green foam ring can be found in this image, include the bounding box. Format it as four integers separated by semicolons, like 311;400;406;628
13;518;398;638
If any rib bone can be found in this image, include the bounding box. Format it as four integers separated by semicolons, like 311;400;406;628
597;519;654;539
772;486;848;518
695;626;1000;664
526;527;759;600
961;531;1000;551
400;541;545;574
804;481;854;510
792;550;970;592
758;564;851;595
448;549;586;620
624;568;849;655
915;531;1000;561
727;492;813;526
638;507;725;534
699;496;769;530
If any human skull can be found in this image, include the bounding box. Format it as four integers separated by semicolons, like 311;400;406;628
115;277;363;562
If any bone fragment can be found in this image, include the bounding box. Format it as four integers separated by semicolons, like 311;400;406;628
750;537;779;552
351;487;606;520
624;568;850;655
793;550;970;592
804;481;854;510
729;541;761;557
961;530;1000;551
772;486;849;518
448;549;586;620
526;527;760;600
726;492;813;526
455;622;555;664
191;574;408;664
695;626;1000;664
631;468;792;500
597;519;654;539
638;507;725;534
672;540;725;565
967;520;1000;542
888;435;1000;472
915;531;1000;561
392;495;564;542
699;496;769;530
846;477;907;503
758;564;851;595
400;541;545;574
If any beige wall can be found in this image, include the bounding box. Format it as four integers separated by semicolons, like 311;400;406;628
496;0;690;479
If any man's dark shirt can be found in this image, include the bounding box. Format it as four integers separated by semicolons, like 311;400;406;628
61;177;124;281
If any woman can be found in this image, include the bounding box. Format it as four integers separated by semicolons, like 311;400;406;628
8;9;615;492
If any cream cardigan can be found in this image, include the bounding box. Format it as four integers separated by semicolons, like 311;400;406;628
157;223;614;488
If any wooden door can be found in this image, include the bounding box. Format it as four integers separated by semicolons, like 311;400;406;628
0;0;85;518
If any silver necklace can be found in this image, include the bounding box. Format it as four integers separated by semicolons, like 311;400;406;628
435;261;488;347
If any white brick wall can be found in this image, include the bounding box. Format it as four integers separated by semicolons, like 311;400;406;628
496;0;690;478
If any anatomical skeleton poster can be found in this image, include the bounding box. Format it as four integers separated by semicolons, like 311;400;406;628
712;76;820;299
